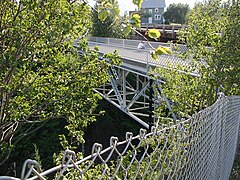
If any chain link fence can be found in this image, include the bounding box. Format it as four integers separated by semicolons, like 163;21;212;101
2;95;240;179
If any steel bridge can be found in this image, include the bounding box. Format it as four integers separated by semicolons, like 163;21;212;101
74;37;194;129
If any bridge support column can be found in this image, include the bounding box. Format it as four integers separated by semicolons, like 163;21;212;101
149;78;154;130
122;69;126;107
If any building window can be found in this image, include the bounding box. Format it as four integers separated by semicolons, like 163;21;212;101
155;8;159;13
155;14;161;20
149;9;152;14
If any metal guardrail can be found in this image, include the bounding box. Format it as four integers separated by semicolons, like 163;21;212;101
3;95;240;179
85;37;199;77
89;36;170;49
88;36;189;53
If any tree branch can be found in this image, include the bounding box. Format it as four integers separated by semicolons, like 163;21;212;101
131;27;156;50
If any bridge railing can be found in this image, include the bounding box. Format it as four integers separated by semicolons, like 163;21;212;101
89;36;170;49
87;37;194;76
4;95;240;179
89;36;189;53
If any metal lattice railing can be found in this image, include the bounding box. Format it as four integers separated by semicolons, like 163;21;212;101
88;36;188;53
2;96;240;180
88;36;170;49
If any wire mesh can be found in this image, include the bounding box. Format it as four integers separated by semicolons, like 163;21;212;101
4;95;240;180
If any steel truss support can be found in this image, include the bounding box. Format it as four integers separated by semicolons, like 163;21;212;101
94;65;176;129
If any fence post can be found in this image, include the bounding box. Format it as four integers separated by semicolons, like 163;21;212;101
217;93;225;180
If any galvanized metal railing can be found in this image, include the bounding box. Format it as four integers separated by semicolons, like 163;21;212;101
88;36;189;53
3;95;240;179
83;37;199;77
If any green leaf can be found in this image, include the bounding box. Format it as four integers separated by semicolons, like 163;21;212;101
94;46;100;51
148;29;161;39
98;10;110;21
151;51;157;59
132;0;143;10
129;14;141;28
112;7;120;19
134;22;141;28
155;47;167;55
129;14;141;23
105;2;113;9
162;47;172;54
98;1;120;21
123;25;132;35
155;46;173;56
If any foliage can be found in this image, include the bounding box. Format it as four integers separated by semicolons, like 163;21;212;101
213;1;240;95
148;29;161;40
0;118;67;176
163;3;190;24
0;0;172;176
97;0;120;21
132;0;143;10
129;13;141;28
156;0;240;118
0;0;114;166
49;0;240;179
55;123;188;179
112;129;186;179
91;0;129;38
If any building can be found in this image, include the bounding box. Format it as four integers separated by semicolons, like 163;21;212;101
140;0;166;24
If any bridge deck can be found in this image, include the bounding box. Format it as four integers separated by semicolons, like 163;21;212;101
85;41;197;76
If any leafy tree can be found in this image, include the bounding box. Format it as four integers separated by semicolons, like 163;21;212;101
214;1;240;95
156;0;240;117
91;1;128;38
0;0;116;166
163;3;190;24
